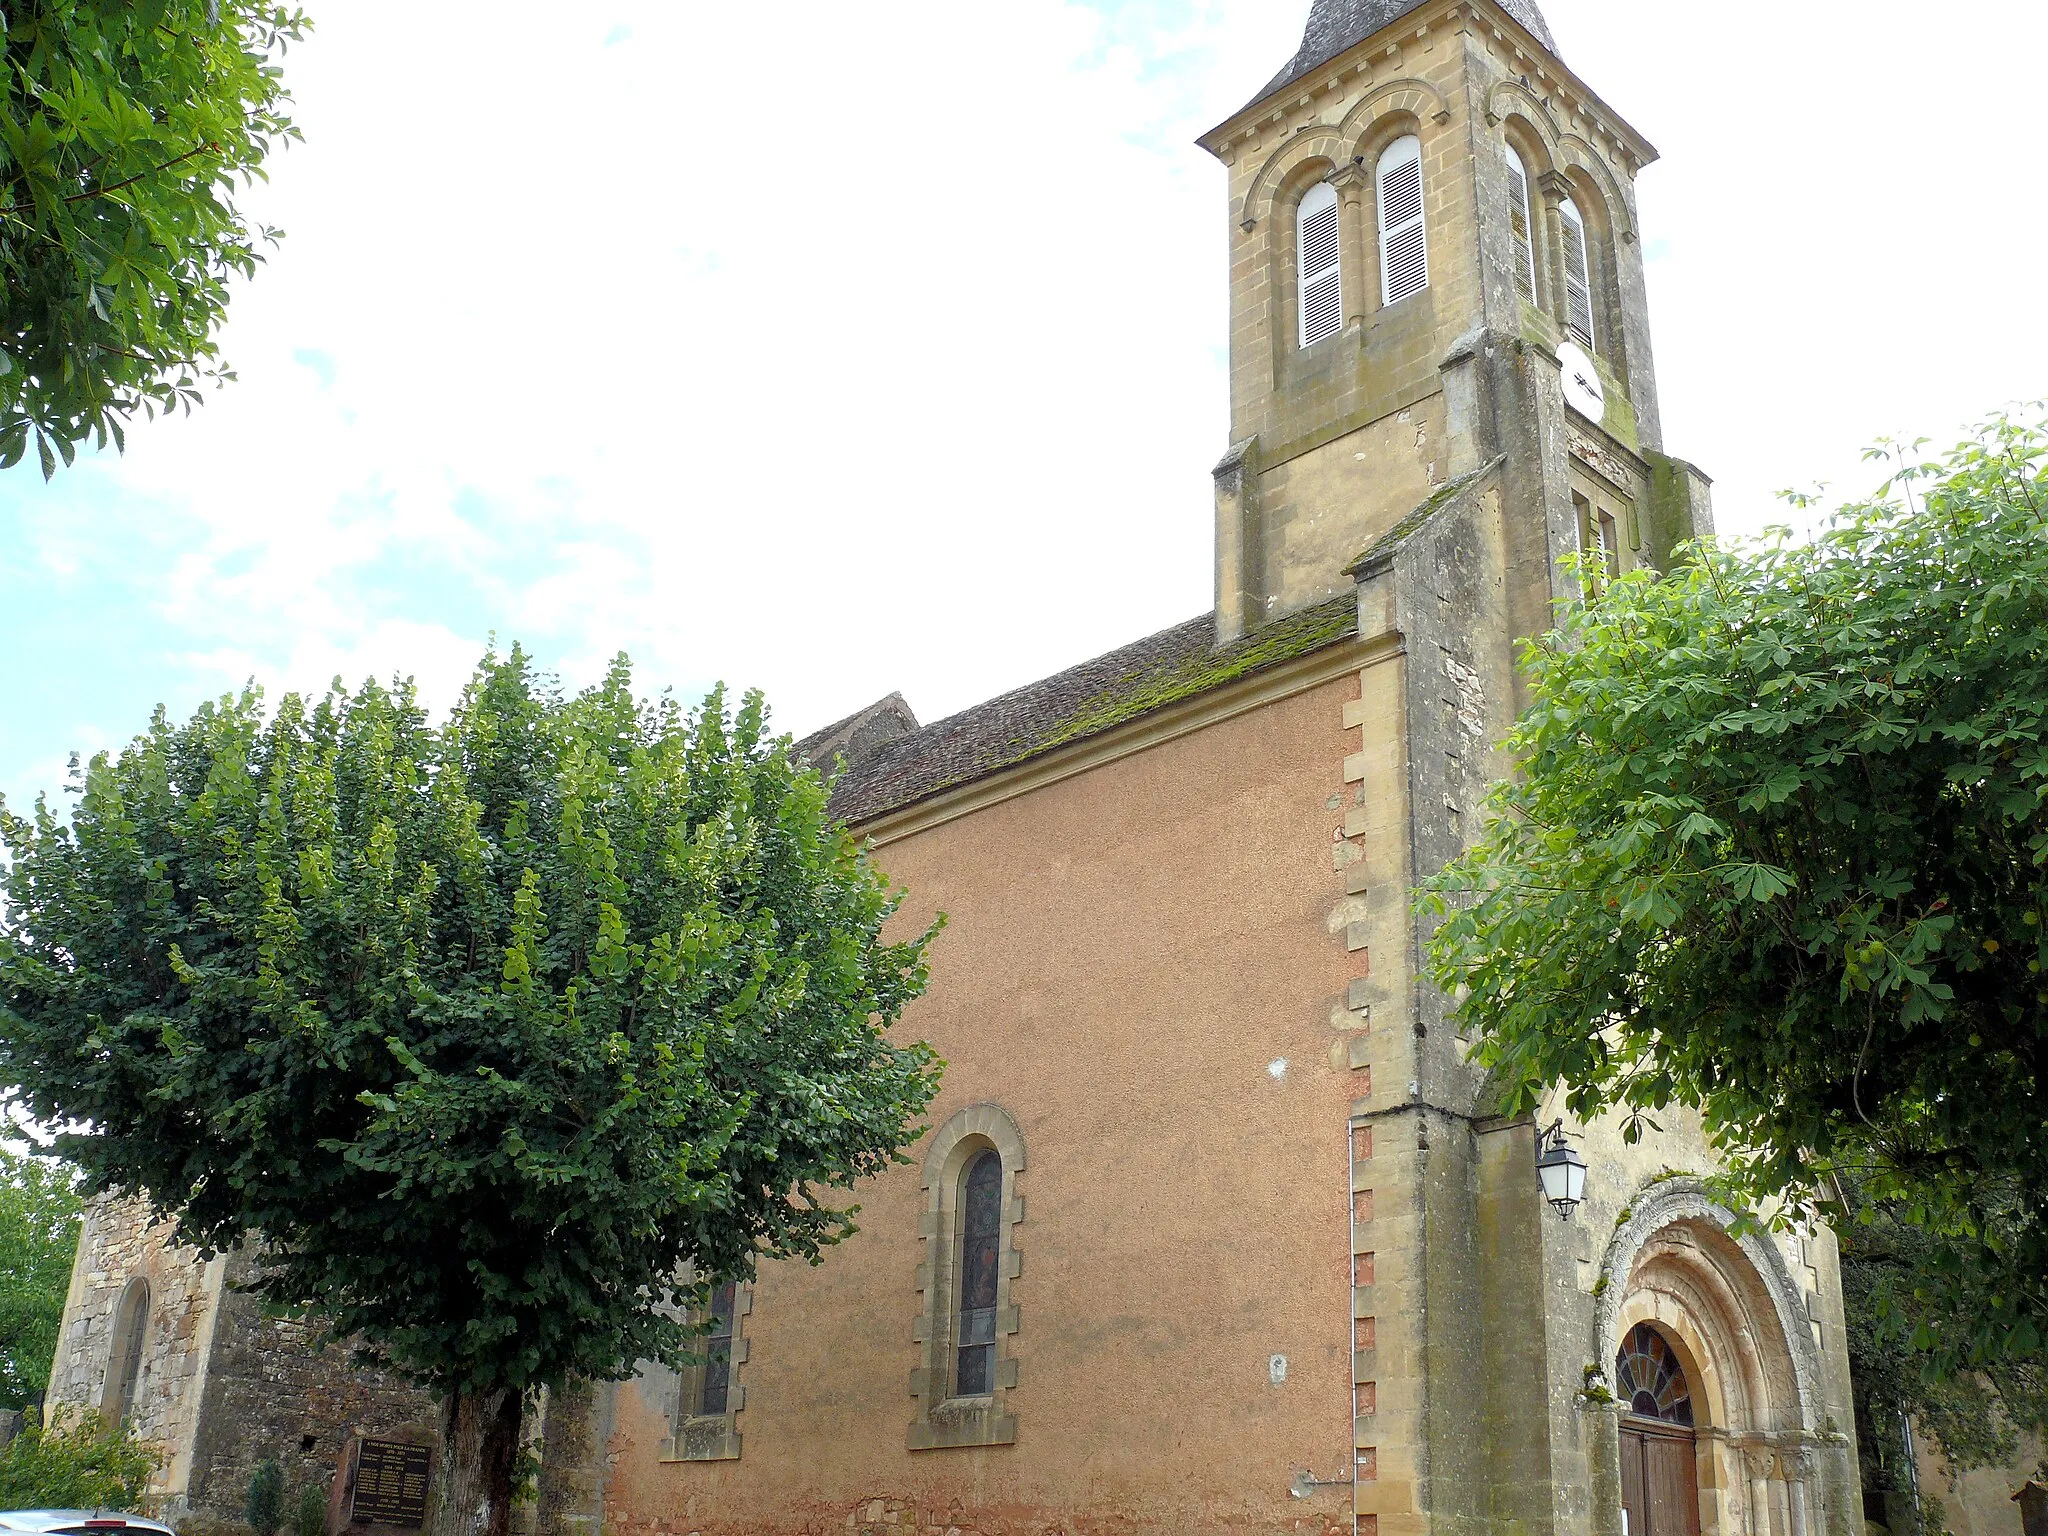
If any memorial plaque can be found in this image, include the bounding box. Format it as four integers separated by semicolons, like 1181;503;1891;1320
2015;1480;2047;1536
350;1438;432;1529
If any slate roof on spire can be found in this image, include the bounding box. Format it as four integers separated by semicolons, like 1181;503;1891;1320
1244;0;1558;117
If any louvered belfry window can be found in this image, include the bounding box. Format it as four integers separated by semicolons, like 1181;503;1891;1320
1378;135;1429;307
1507;150;1538;302
1559;196;1596;348
1296;181;1343;347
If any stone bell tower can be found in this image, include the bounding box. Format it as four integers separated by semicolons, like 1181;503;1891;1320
1195;16;1793;1536
1198;0;1712;643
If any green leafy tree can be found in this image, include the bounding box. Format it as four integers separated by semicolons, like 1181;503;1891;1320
247;1459;286;1536
0;651;943;1536
0;1406;160;1511
1423;412;2048;1371
2;0;309;477
292;1478;328;1536
0;1143;83;1410
1841;1191;2047;1527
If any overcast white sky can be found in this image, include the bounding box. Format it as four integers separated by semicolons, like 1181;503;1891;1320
3;0;2044;810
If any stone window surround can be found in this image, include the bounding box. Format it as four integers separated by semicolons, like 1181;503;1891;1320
1262;106;1633;368
1538;167;1609;355
100;1276;153;1426
908;1103;1025;1452
1490;92;1632;379
1569;463;1640;584
1268;105;1437;362
661;1280;751;1463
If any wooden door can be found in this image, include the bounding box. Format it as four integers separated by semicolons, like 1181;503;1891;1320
1621;1421;1701;1536
1620;1424;1649;1536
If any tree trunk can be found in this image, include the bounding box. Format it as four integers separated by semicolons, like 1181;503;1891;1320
535;1376;607;1536
434;1388;523;1536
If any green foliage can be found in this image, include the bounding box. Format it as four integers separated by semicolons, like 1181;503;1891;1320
0;649;940;1420
0;1405;160;1511
247;1459;286;1536
1841;1191;2046;1494
292;1477;328;1536
0;1143;82;1410
1424;412;2048;1372
1;0;309;476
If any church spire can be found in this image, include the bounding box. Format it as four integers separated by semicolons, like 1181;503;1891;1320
1243;0;1560;118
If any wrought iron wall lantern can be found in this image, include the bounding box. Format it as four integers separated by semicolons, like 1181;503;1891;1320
1536;1120;1588;1220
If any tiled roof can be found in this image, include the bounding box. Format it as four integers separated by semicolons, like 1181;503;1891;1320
792;692;919;775
1243;0;1558;117
811;595;1360;827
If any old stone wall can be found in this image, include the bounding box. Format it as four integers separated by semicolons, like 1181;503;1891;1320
536;1378;611;1536
46;1204;445;1528
182;1249;442;1526
1250;395;1451;626
47;1196;227;1511
1340;316;1860;1536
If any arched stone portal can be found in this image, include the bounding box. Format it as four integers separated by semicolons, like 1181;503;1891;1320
1594;1180;1835;1536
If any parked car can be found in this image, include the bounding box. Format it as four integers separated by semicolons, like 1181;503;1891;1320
0;1514;175;1536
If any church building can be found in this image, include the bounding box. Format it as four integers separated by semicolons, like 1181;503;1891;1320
47;3;1866;1536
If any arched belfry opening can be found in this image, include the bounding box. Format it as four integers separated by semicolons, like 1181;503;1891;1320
1597;1182;1833;1536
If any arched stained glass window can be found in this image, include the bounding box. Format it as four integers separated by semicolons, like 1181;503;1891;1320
911;1105;1025;1449
1615;1324;1694;1425
698;1282;736;1418
955;1150;1003;1396
666;1276;749;1462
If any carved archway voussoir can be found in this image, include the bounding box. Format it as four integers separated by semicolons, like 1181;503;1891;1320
1240;126;1352;232
1336;76;1452;152
1618;1275;1740;1431
1486;80;1562;144
1237;79;1454;231
1595;1178;1821;1436
1552;134;1636;242
921;1102;1027;1187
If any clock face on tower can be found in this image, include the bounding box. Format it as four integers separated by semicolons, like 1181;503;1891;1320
1557;341;1606;424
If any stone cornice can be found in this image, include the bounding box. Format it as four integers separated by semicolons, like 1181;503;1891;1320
1466;6;1657;172
1200;0;1656;177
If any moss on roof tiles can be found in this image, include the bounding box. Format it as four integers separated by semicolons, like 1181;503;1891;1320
827;593;1360;825
1347;456;1505;577
1024;594;1357;757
